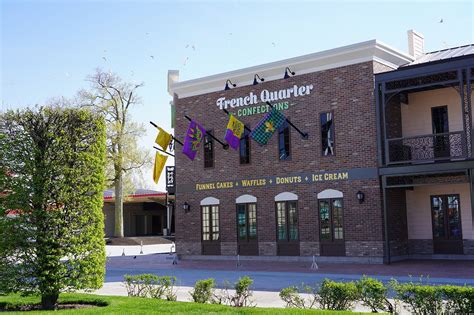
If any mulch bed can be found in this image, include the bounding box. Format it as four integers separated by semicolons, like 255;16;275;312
0;303;101;312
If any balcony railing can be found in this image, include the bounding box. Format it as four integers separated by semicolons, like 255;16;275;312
387;131;467;165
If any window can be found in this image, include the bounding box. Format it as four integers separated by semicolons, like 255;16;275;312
239;127;250;164
278;120;290;160
237;203;257;241
201;205;219;241
318;198;344;241
203;130;214;168
321;112;334;156
276;201;298;241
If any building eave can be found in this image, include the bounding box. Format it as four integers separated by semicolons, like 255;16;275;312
168;39;413;99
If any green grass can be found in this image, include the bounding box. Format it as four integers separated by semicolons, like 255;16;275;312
0;293;361;314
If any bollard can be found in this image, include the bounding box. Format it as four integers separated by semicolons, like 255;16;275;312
140;241;143;255
236;254;241;267
310;255;318;270
122;248;125;256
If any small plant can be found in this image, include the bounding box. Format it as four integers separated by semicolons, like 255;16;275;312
441;285;474;314
213;276;255;307
390;279;443;315
316;279;359;311
279;284;318;309
123;274;177;301
190;278;216;303
356;276;393;313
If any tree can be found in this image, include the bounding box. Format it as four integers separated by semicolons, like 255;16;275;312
79;69;149;238
0;106;106;309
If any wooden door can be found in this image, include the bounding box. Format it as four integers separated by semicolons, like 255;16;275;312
431;195;463;254
237;203;258;255
201;205;221;255
276;201;300;256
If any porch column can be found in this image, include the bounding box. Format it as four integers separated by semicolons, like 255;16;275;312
382;176;391;264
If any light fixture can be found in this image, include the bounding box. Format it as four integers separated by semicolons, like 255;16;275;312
283;67;295;79
183;202;190;212
253;74;264;85
224;79;236;91
356;191;365;204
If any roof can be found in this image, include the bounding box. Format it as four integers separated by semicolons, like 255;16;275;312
168;39;413;99
103;189;167;200
406;44;474;66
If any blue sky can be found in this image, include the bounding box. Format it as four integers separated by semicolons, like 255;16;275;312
1;0;473;190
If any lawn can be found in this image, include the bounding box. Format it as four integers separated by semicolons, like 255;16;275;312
0;293;361;314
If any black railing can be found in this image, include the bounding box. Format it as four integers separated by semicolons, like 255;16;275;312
387;131;467;164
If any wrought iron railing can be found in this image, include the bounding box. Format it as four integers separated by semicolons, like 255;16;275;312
387;131;467;164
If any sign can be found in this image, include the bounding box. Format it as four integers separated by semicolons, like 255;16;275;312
179;168;378;192
166;166;176;195
216;84;314;110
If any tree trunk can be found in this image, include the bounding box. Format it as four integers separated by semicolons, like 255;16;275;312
114;170;124;237
41;293;59;310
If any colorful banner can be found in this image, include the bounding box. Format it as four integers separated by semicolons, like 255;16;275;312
153;152;168;184
155;127;172;150
182;120;206;161
250;107;286;145
224;114;244;150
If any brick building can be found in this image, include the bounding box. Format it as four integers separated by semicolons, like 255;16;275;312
167;31;474;263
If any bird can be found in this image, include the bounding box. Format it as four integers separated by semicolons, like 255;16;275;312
439;18;444;23
150;55;154;59
102;56;107;62
271;42;276;47
192;45;195;51
183;57;189;65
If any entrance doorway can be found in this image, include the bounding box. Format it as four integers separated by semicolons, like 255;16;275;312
201;204;220;255
276;200;300;256
431;106;450;159
237;203;258;255
431;194;463;254
319;198;345;256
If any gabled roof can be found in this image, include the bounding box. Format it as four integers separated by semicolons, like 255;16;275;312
406;44;474;66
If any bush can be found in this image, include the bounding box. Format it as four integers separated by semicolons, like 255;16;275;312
441;285;474;314
214;276;255;307
279;285;318;309
123;274;177;301
190;278;216;303
390;279;443;315
356;276;393;313
316;279;358;311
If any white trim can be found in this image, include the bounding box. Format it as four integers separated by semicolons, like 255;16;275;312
168;39;413;98
275;192;298;202
317;189;343;199
236;194;257;204
200;197;220;206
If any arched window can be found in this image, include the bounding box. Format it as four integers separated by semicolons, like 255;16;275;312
200;197;220;242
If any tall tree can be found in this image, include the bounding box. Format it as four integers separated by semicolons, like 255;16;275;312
79;69;148;237
0;106;106;309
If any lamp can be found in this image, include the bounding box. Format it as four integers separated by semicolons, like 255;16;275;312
253;74;264;85
283;67;295;79
183;202;190;212
356;191;365;204
224;79;237;90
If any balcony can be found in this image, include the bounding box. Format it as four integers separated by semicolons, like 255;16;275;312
387;131;468;165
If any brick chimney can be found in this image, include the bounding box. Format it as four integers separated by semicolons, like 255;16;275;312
407;30;424;58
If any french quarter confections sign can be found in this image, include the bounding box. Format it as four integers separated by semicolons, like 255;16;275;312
178;168;378;192
216;84;314;117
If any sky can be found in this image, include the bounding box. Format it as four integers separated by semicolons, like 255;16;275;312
1;0;473;191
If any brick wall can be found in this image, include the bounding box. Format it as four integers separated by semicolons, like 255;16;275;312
386;188;409;257
174;61;385;259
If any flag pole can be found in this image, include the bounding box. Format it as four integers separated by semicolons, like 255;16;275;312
222;109;252;132
184;115;229;150
265;101;309;139
149;121;184;146
153;146;175;157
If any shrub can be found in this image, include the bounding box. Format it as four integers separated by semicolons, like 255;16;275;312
214;276;255;307
279;285;318;309
390;279;443;315
441;285;474;314
190;278;216;303
356;276;393;313
316;279;359;311
123;274;177;301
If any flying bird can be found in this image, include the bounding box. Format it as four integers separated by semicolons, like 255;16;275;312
271;42;276;47
439;18;444;23
183;57;189;65
192;45;195;51
150;55;154;59
102;56;107;62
